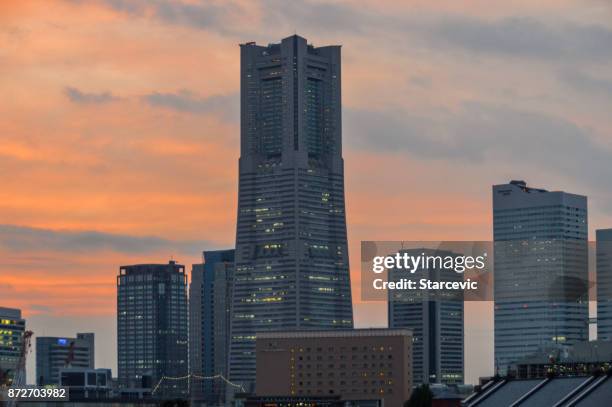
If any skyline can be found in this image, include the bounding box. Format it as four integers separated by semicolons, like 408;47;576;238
2;0;612;386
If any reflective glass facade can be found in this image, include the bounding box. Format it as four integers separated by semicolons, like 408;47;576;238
230;35;354;389
493;180;588;375
117;261;188;398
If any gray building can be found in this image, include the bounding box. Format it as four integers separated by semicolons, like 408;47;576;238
230;34;354;389
493;180;589;375
597;229;612;341
388;249;464;386
0;307;26;386
189;249;234;404
36;332;94;385
117;261;188;399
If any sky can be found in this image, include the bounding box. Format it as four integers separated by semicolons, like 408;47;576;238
1;0;612;385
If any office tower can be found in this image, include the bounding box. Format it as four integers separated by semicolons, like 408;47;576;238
597;229;612;341
388;249;464;385
189;249;234;404
36;333;95;385
0;307;26;385
493;180;588;375
256;329;413;406
117;261;188;398
230;34;354;388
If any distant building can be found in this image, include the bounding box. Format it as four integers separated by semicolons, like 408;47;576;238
117;261;188;399
36;332;94;385
388;248;464;385
189;249;234;404
255;329;413;407
493;180;589;375
231;34;354;390
0;307;25;385
597;229;612;341
59;367;112;400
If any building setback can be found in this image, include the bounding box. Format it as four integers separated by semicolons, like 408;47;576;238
596;229;612;341
117;261;188;399
255;329;412;407
388;248;464;385
230;34;354;389
493;180;588;375
0;307;26;386
36;332;94;385
189;249;234;404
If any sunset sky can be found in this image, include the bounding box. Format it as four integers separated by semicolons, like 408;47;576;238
1;0;612;384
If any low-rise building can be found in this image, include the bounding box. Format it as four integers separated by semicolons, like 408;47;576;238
255;329;413;406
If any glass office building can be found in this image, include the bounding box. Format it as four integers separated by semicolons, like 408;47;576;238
493;180;588;375
117;261;188;398
597;229;612;341
230;35;354;389
189;249;234;404
36;333;94;385
0;307;25;386
388;248;464;385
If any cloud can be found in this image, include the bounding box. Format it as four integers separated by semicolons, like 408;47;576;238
345;102;612;194
142;90;238;121
424;16;612;61
64;86;119;104
89;1;612;62
0;224;212;255
561;70;612;99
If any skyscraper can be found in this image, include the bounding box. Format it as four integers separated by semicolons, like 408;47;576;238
388;249;464;385
189;249;234;404
36;333;94;385
493;180;588;374
0;307;25;386
117;261;188;398
230;35;354;388
597;229;612;341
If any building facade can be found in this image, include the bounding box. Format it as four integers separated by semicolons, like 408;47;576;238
230;34;354;389
388;249;464;385
0;307;25;386
597;228;612;341
189;249;234;404
36;332;94;385
493;180;589;375
117;261;188;399
255;329;412;407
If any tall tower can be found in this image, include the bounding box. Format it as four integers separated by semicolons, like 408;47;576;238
493;180;588;375
229;35;354;388
117;261;188;398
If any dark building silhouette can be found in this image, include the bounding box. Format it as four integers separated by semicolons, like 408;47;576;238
189;249;234;404
117;261;188;399
229;34;354;389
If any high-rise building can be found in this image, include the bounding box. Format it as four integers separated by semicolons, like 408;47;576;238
597;229;612;341
493;180;588;374
230;35;354;388
117;261;188;398
36;333;94;385
0;307;26;386
388;249;464;385
255;329;413;407
189;249;234;404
